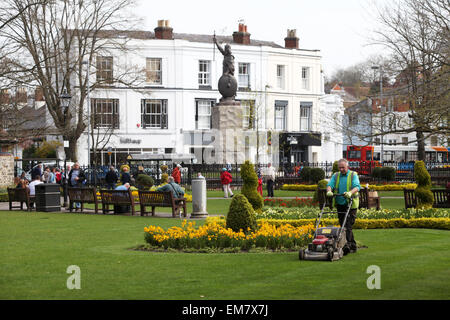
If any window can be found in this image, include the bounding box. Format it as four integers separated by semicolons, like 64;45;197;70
430;136;438;146
402;137;408;145
375;137;381;145
241;100;255;129
301;67;310;90
195;99;214;130
96;56;113;84
146;58;162;84
198;60;211;86
238;63;250;89
277;65;285;89
141;99;168;129
300;102;312;131
274;101;287;130
91;99;119;129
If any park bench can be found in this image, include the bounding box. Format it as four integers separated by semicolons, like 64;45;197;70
403;188;450;209
7;187;33;211
100;189;136;215
67;187;99;214
138;190;187;218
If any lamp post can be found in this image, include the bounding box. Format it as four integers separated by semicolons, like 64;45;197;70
60;88;72;208
82;61;91;169
372;65;384;164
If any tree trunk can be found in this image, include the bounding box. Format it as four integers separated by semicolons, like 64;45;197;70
416;131;426;161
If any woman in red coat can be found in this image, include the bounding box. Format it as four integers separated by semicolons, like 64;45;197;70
220;168;234;198
172;164;181;184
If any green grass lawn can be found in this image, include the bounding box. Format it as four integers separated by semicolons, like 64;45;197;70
0;210;448;300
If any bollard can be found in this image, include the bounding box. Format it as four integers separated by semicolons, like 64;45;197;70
191;177;208;218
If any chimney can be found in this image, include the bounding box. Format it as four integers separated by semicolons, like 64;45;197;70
233;23;251;45
154;19;173;40
284;29;299;49
15;87;28;104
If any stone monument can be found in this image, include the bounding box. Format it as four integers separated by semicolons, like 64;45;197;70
0;152;14;188
212;36;243;164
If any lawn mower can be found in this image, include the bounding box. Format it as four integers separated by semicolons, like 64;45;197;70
299;193;352;262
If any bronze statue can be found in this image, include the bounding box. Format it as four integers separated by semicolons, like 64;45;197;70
214;35;235;76
213;35;238;103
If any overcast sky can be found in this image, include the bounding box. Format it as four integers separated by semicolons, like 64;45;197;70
136;0;391;77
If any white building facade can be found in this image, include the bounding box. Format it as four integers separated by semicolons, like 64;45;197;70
75;22;325;166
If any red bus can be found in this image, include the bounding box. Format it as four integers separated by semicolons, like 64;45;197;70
345;145;379;175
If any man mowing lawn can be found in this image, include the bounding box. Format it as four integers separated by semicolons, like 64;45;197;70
327;158;361;255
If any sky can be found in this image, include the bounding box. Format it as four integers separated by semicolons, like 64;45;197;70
136;0;391;78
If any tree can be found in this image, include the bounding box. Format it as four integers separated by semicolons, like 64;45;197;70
369;0;450;160
0;0;143;163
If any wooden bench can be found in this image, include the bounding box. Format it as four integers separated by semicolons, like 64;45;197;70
100;189;136;215
67;187;99;214
7;187;33;211
432;189;450;208
359;187;380;210
404;188;450;208
138;190;187;218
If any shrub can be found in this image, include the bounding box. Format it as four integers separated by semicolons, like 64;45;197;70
226;194;257;233
160;173;169;184
0;193;8;202
309;168;325;183
299;167;312;182
160;165;168;173
371;167;382;179
332;161;339;175
380;167;396;181
136;174;154;190
414;161;433;208
240;160;263;211
313;179;328;202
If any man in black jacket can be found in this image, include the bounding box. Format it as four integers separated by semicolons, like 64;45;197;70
105;166;118;190
120;166;131;185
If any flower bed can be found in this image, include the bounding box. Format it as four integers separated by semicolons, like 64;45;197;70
281;183;418;191
143;219;314;251
258;207;450;220
263;197;318;208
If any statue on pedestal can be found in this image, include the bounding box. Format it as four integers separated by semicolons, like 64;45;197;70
213;35;238;104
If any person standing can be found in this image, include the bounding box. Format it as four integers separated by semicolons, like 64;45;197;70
68;163;86;210
120;166;131;185
105;166;119;190
265;163;276;198
326;158;361;255
48;168;57;183
257;169;263;197
220;168;234;198
172;164;181;184
31;164;42;181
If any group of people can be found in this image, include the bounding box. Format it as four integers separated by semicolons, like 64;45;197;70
219;163;277;198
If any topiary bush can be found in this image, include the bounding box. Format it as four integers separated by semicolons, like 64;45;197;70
371;167;382;179
313;179;329;203
332;161;339;175
414;161;433;209
299;167;312;182
380;167;396;181
309;168;325;183
136;174;154;190
240;160;263;211
160;173;169;184
226;194;257;233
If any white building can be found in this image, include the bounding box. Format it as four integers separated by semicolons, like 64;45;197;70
70;21;325;165
319;94;344;163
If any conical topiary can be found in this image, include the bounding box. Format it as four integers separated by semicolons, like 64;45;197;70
414;161;433;209
332;161;339;175
226;194;257;233
240;160;263;211
313;179;329;203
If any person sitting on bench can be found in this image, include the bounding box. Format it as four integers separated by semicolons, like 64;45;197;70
157;177;185;199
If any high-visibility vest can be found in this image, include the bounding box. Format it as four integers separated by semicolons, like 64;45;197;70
333;170;359;209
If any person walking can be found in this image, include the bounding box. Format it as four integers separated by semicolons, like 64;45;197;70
326;158;361;255
220;168;234;198
105;166;119;190
257;168;263;197
265;163;276;198
171;164;181;184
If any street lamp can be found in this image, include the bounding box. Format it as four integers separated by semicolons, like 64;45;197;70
60;88;72;208
372;65;384;164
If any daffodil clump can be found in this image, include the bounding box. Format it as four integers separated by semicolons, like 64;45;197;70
144;220;315;251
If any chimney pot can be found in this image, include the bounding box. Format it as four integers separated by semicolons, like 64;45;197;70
233;24;250;44
155;19;173;40
284;29;299;49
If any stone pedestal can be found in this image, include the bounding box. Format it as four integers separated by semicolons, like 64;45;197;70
0;153;14;188
190;177;208;218
211;103;245;164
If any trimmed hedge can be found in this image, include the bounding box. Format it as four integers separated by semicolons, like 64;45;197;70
260;218;450;230
0;193;8;202
282;183;418;191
